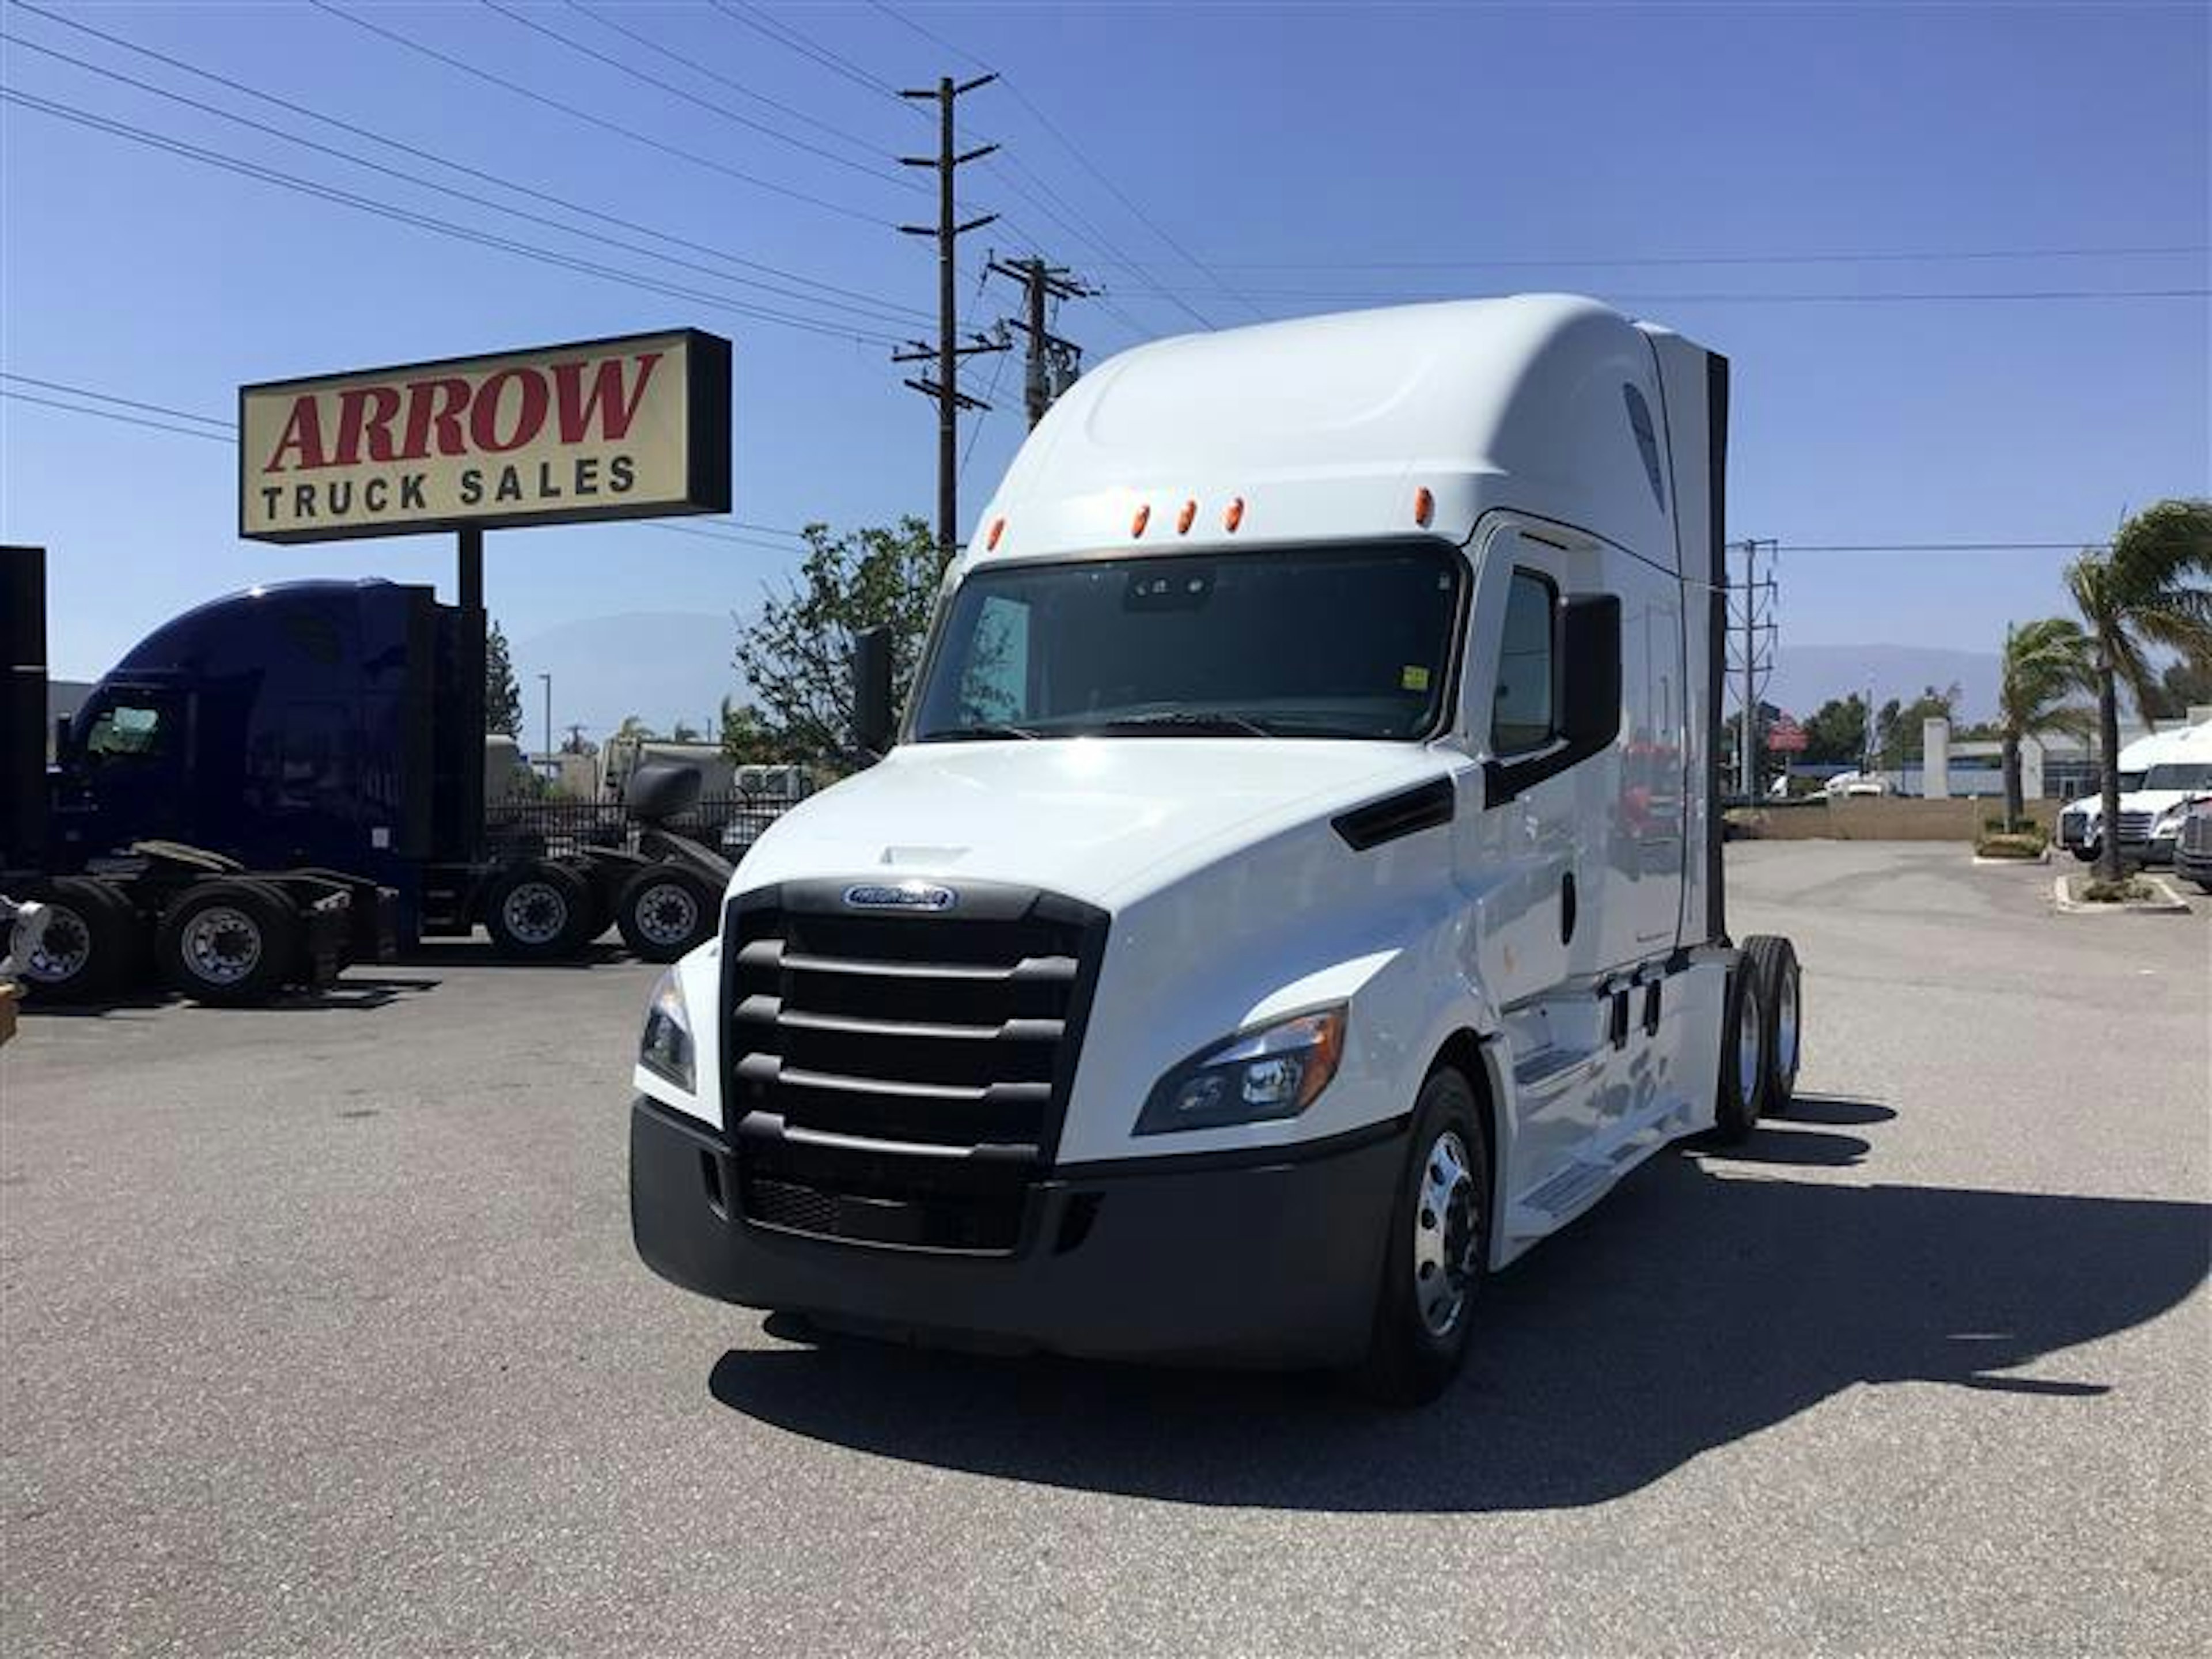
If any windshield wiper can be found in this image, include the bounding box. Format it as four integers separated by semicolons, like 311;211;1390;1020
1082;711;1276;737
919;722;1045;742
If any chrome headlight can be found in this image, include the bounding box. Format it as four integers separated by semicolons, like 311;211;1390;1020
639;967;695;1092
2152;804;2188;838
1135;1006;1347;1135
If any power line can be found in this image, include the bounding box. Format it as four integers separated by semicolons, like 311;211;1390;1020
0;372;232;429
868;0;1257;327
565;0;901;165
1775;540;2113;552
707;0;904;103
5;1;928;326
0;387;236;444
1100;284;2212;306
0;27;927;332
1092;243;2212;275
2;89;909;346
306;0;887;226
0;380;819;547
479;0;922;191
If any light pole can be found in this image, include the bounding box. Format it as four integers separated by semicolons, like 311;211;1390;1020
537;673;552;763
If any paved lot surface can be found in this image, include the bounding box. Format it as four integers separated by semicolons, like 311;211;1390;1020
2;843;2206;1657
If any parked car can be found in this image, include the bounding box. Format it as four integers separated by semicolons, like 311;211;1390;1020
1824;771;1891;798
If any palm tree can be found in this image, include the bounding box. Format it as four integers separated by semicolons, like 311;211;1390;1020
2064;499;2212;882
1994;618;2090;828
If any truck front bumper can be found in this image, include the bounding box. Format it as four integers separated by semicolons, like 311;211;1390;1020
630;1097;1404;1368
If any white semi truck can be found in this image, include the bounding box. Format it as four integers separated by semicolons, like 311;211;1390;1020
2056;716;2212;865
627;296;1804;1402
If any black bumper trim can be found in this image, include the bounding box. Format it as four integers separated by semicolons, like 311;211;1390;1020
630;1095;1406;1367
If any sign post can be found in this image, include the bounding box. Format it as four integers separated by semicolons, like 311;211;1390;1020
238;329;731;859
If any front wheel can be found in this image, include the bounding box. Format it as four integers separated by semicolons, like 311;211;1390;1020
1350;1067;1489;1407
2070;844;2099;863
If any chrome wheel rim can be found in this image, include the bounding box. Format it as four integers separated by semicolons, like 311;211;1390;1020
26;905;90;984
501;882;569;945
182;906;262;986
635;883;699;948
1412;1128;1480;1338
1775;968;1800;1082
1736;975;1764;1104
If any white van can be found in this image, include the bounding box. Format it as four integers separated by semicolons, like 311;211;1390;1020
627;296;1804;1402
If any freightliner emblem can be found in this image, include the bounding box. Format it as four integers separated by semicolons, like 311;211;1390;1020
843;881;957;913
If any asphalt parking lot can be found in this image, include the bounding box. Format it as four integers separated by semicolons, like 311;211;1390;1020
2;842;2206;1657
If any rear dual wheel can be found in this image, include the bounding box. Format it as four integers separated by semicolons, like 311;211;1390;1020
18;877;141;1002
156;879;298;1006
1713;933;1802;1142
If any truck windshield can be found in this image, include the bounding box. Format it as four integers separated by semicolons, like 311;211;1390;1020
911;543;1463;742
2143;763;2212;790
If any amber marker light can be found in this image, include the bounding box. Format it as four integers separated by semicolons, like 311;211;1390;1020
1414;487;1435;527
986;517;1006;551
1176;499;1197;535
1132;503;1152;538
1224;497;1245;533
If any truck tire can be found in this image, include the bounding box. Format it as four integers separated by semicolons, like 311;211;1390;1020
1351;1067;1488;1408
2070;844;2099;863
156;878;297;1005
1743;934;1802;1114
483;861;595;960
19;876;139;1002
1711;955;1770;1143
614;866;719;962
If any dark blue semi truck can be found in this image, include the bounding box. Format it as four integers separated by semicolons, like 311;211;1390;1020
2;544;725;1004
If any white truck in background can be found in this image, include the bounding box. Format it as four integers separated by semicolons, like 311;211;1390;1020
2058;715;2212;865
627;296;1805;1403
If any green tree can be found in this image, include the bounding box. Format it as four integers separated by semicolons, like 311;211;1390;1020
1994;618;2091;827
733;517;948;759
1800;694;1871;765
2139;653;2212;721
1876;683;1961;767
484;619;523;738
2064;499;2212;881
720;695;793;764
669;719;704;744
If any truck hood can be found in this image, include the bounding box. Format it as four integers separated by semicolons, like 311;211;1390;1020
733;738;1454;909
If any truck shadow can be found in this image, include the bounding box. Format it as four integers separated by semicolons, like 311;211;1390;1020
704;1097;2209;1513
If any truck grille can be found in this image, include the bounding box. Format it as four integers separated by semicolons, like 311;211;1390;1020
719;880;1107;1255
2181;807;2212;856
2117;810;2154;842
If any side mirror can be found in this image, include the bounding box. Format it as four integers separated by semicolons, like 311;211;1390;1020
1484;592;1622;806
851;625;895;759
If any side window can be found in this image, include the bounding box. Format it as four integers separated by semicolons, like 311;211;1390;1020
1491;571;1556;754
960;594;1031;723
84;703;165;762
1624;384;1666;510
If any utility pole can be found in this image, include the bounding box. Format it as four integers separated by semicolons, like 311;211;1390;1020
988;256;1093;429
896;74;1005;561
1728;538;1779;798
537;672;552;763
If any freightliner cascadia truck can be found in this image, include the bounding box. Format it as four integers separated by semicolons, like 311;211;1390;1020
1;552;727;1005
627;296;1804;1402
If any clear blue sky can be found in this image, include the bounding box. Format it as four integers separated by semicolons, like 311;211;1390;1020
3;0;2206;733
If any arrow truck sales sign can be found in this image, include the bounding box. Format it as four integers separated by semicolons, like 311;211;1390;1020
240;328;730;543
